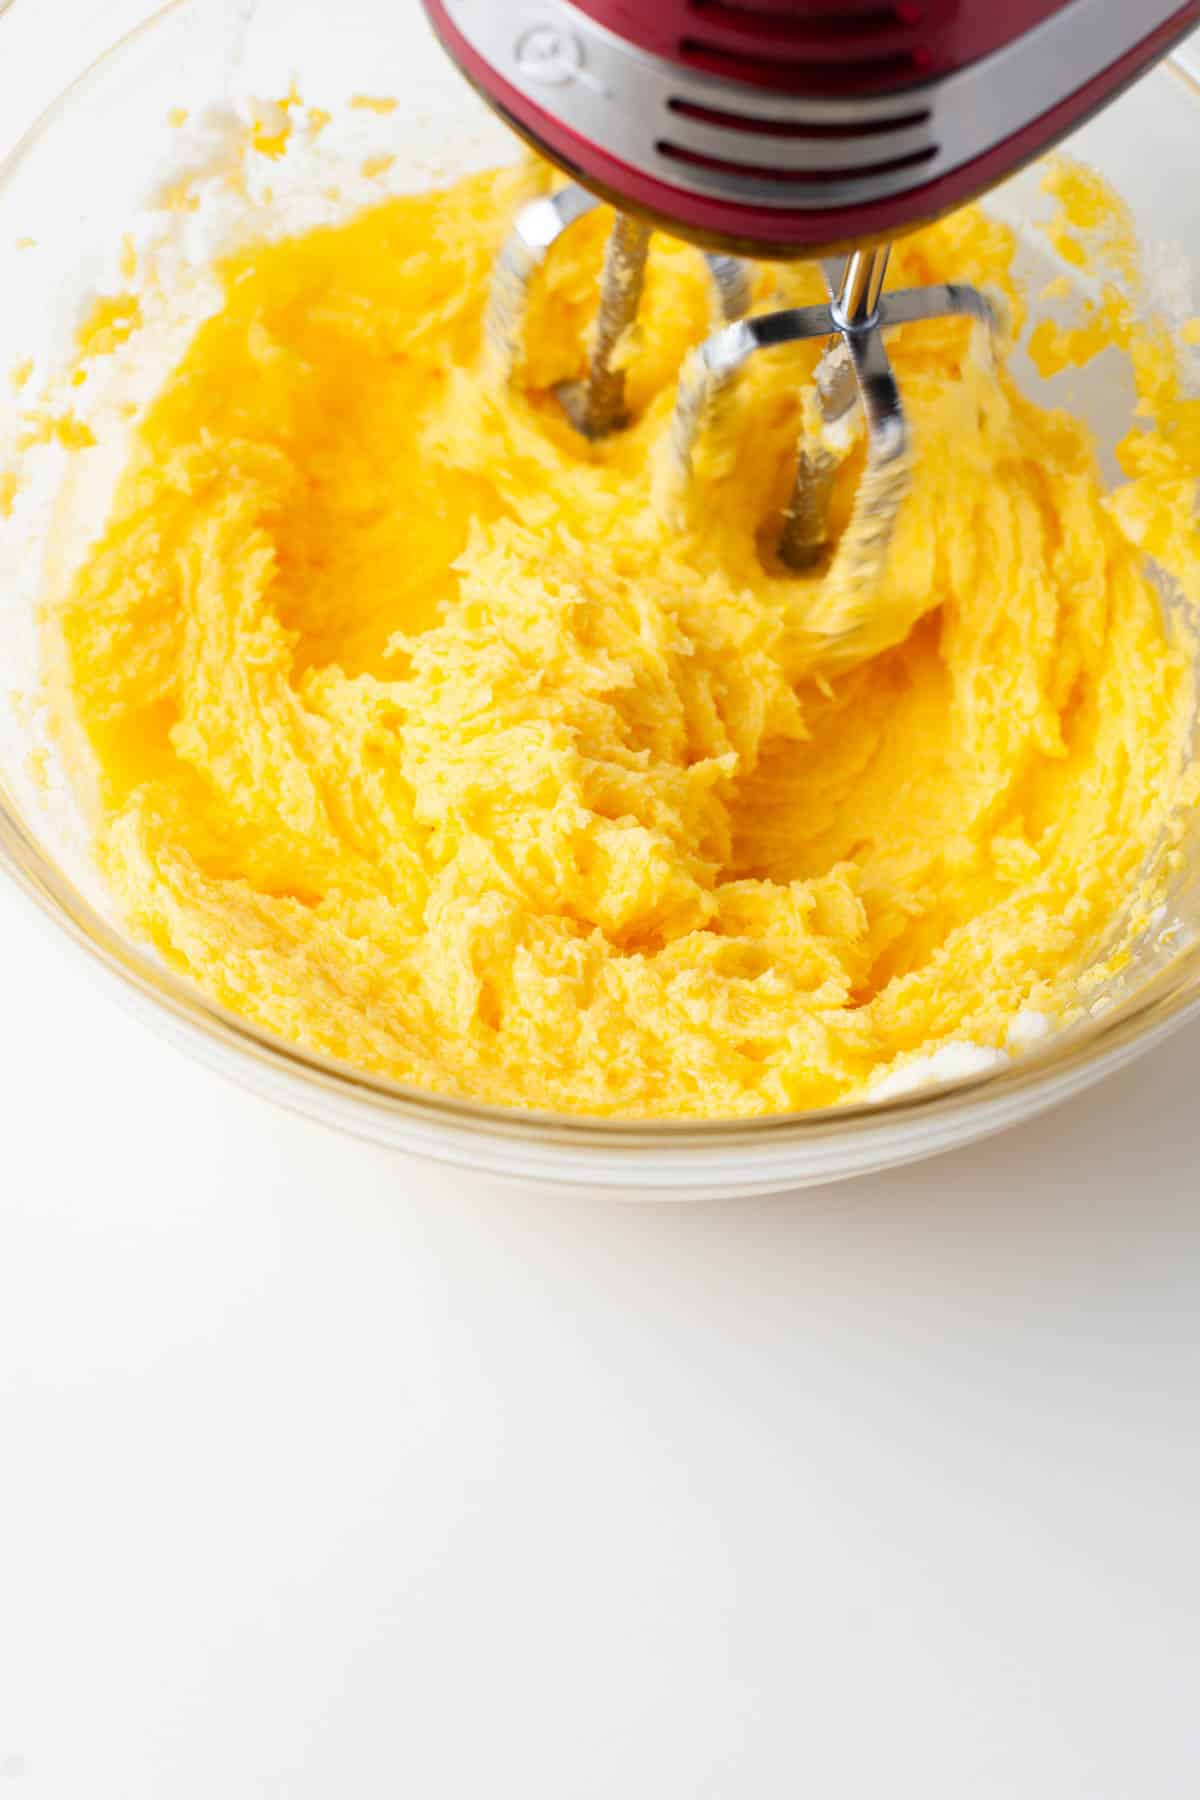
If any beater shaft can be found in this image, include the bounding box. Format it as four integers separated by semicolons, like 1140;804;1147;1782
776;340;853;571
778;247;891;572
561;213;651;440
833;246;891;329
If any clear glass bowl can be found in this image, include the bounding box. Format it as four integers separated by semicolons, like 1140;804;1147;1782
1;0;1198;1199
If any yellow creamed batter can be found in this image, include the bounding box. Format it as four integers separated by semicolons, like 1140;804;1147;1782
44;155;1200;1117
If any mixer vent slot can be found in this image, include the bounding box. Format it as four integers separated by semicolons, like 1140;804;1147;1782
667;98;931;140
682;0;939;89
655;139;938;186
679;40;930;85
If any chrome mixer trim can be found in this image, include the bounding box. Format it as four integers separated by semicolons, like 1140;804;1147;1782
440;0;1187;210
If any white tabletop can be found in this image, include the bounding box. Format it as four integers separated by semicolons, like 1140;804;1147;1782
1;862;1198;1800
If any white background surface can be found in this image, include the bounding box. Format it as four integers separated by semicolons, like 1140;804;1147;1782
1;17;1199;1800
2;869;1199;1799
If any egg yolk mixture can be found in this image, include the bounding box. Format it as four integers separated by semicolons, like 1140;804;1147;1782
45;162;1200;1118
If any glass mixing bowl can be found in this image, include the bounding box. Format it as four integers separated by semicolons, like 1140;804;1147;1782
1;0;1198;1200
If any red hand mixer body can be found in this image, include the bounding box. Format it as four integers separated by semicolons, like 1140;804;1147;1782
421;0;1200;255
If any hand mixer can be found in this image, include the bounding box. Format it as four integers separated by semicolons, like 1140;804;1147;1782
422;0;1200;620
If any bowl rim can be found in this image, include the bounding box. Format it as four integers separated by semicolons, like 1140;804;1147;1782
6;775;1200;1158
2;0;1200;1163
